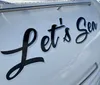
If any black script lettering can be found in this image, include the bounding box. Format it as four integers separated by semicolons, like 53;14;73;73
59;18;63;25
92;21;97;31
76;17;97;44
87;21;97;32
41;18;65;52
1;28;45;80
63;27;71;42
88;22;92;32
41;36;51;52
76;17;88;44
48;24;60;47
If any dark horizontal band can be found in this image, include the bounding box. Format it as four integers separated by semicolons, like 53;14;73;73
0;1;91;13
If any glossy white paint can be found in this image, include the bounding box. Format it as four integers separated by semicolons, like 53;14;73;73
0;0;100;85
